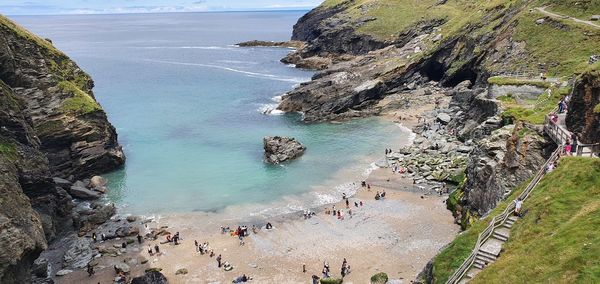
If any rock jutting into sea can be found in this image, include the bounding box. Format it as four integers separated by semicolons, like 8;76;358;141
263;136;306;164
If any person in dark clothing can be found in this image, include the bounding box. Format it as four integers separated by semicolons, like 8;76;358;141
154;244;160;254
137;234;142;244
92;233;97;243
217;254;222;268
87;263;94;276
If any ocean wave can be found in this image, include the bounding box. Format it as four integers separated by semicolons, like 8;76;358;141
271;95;283;103
142;59;309;83
257;103;284;115
217;60;258;65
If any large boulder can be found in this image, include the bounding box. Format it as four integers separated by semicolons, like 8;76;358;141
131;270;169;284
263;136;306;164
68;186;101;200
114;263;130;274
63;238;92;269
89;176;107;189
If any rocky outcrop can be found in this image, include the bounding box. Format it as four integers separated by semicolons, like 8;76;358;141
0;78;60;284
131;270;169;284
236;40;305;49
291;2;389;56
566;68;600;144
462;123;553;216
263;136;306;164
0;15;125;179
0;15;125;282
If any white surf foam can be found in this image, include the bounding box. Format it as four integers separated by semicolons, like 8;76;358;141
143;59;309;83
257;103;285;115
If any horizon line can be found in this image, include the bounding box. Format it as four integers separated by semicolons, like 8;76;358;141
4;8;313;17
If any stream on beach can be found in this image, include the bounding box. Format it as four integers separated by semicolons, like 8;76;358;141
14;11;413;216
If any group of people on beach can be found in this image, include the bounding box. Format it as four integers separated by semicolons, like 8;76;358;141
194;240;215;257
318;259;351;281
323;192;365;221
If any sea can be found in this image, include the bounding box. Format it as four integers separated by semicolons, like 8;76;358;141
13;11;412;216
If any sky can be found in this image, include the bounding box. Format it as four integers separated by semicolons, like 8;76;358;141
0;0;323;15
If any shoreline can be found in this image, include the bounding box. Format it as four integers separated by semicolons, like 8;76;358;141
53;89;460;284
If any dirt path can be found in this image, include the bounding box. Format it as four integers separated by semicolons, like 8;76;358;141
535;7;600;29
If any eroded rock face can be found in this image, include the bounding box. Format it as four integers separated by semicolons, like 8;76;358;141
462;123;553;215
263;136;306;164
0;15;124;282
566;69;600;144
0;16;125;179
0;79;56;283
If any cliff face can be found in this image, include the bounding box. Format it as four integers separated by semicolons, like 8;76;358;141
566;68;600;144
0;15;124;282
279;0;600;122
0;16;124;179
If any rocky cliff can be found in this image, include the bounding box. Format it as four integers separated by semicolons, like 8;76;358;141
566;67;600;144
0;15;124;283
278;0;600;122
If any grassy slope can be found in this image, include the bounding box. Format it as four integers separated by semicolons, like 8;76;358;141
0;15;100;115
431;157;600;283
430;178;530;283
538;0;600;18
472;157;600;283
319;0;600;77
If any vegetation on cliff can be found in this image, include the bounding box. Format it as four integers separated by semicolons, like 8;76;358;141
472;157;600;283
430;157;600;283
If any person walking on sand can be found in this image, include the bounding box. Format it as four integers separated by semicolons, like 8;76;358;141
154;244;160;254
147;245;153;256
217;254;222;268
345;198;350;208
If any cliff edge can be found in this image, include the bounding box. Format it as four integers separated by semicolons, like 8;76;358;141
0;15;124;283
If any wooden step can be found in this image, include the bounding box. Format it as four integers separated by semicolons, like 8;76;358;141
466;267;483;279
502;223;513;229
473;261;485;270
479;248;499;259
507;216;518;222
493;232;508;242
476;253;496;264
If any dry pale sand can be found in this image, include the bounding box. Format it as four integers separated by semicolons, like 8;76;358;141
58;170;458;284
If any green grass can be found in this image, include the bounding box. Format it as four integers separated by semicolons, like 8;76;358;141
0;140;17;161
513;11;600;76
319;0;515;40
500;86;569;124
430;178;531;283
0;15;60;55
538;0;600;19
471;157;600;283
487;76;553;88
58;81;101;115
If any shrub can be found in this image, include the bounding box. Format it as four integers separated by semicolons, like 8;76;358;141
370;272;388;284
320;278;343;284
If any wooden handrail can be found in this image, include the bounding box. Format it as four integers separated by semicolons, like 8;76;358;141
446;147;561;284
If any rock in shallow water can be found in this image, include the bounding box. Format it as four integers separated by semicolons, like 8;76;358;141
263;136;306;164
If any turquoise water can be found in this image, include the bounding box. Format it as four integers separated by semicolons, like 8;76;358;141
15;12;408;214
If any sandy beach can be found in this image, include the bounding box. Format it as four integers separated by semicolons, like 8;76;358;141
54;92;457;284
